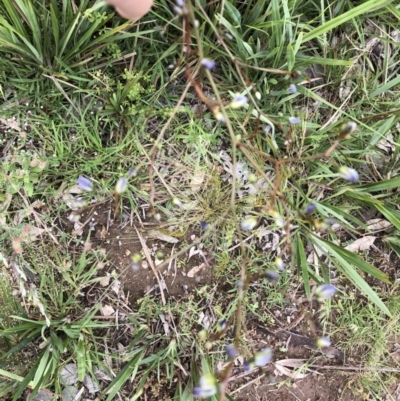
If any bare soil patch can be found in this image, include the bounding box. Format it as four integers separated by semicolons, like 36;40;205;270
60;201;213;302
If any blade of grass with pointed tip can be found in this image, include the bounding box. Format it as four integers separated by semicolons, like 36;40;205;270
296;235;310;298
357;176;400;193
301;0;395;43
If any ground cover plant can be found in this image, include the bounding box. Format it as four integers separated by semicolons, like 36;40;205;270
1;0;400;400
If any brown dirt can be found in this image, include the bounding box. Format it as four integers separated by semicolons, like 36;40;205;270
232;323;365;401
234;371;364;401
60;201;213;302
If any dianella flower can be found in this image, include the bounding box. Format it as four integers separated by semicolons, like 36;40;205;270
270;210;284;227
275;257;284;271
339;121;357;139
304;203;316;215
289;84;297;94
244;348;273;372
266;270;279;281
288;116;300;124
193;373;218;398
201;58;216;70
172;197;183;207
315;284;337;301
77;176;93;192
115;177;128;194
128;168;137;177
316;337;331;348
230;94;248;109
338;166;359;183
226;344;238;359
241;217;258;231
214;110;226;123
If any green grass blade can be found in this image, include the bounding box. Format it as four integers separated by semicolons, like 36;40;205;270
301;0;395;43
296;235;310;298
311;236;391;317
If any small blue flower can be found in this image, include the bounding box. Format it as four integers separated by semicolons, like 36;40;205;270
289;84;297;94
315;284;337;301
217;319;227;332
230;94;248;109
226;344;238;359
243;360;254;372
115;177;128;194
193;374;218;398
254;348;273;366
201;58;216;70
266;270;279;281
77;176;93;192
288;117;300;124
72;198;86;209
241;217;257;231
338;166;359;183
304;203;316;215
324;218;335;226
316;337;331;348
128;168;137;177
200;221;208;230
264;125;271;134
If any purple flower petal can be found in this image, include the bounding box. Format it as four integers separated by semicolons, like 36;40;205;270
128;168;137;177
304;203;316;215
338;166;359;183
289;84;297;94
201;58;216;70
77;176;93;191
288;117;300;124
254;348;273;366
115;177;128;194
226;344;238;359
230;94;248;109
315;284;337;301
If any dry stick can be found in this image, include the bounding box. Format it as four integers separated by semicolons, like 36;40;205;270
134;226;166;306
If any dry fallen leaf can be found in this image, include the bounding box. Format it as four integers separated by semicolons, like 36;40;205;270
187;263;206;278
99;275;111;287
367;218;392;232
100;305;115;316
345;236;377;252
190;169;205;191
274;363;309;380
